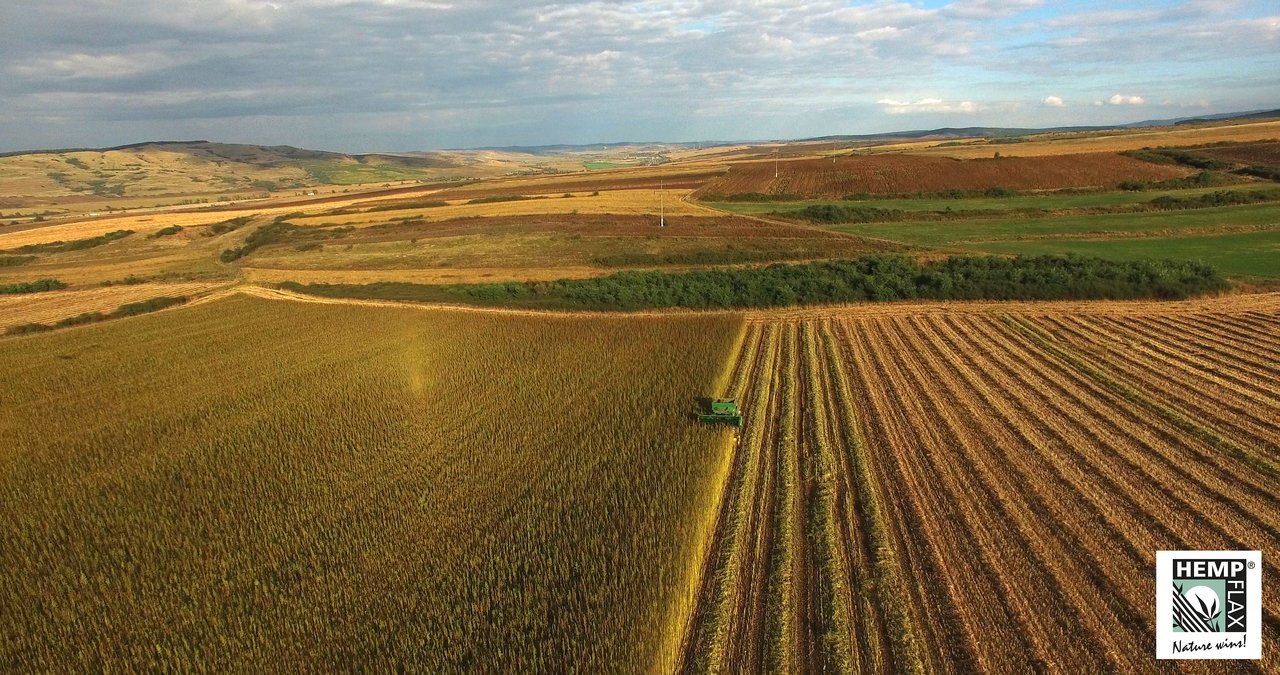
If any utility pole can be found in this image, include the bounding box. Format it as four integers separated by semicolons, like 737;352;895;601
774;149;779;179
659;179;665;227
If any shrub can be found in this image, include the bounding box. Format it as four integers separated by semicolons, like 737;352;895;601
0;279;67;294
280;254;1228;311
15;230;132;254
149;225;184;238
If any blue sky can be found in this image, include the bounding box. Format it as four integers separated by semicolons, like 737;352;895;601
0;0;1276;152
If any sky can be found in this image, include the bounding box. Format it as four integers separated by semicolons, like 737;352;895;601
0;0;1277;153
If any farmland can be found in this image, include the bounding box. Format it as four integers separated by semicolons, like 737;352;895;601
695;152;1192;198
3;116;1279;671
0;294;743;670
680;293;1280;673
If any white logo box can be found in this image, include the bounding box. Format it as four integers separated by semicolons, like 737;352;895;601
1156;550;1261;660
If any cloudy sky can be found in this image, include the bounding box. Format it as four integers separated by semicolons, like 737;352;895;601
1;0;1277;152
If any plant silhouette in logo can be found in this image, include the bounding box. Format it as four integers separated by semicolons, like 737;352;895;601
1172;583;1222;632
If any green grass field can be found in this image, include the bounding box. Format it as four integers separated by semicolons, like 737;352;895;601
832;202;1280;248
707;185;1272;216
298;160;431;185
960;229;1280;278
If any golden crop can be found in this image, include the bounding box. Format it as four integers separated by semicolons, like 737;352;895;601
0;294;742;671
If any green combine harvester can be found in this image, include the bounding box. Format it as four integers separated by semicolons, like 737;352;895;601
699;398;742;427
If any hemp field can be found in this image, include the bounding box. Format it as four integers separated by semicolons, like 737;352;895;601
0;294;743;671
679;293;1280;673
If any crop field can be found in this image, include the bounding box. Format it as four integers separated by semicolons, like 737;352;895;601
0;282;227;329
0;294;744;671
247;214;900;278
294;189;715;227
679;295;1280;673
825;202;1280;278
696;152;1191;198
971;229;1280;279
898;120;1280;159
704;184;1272;217
1195;141;1280;167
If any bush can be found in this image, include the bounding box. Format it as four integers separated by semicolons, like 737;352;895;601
280;254;1228;311
207;216;254;235
220;220;298;262
1149;189;1280;210
0;278;67;294
466;195;533;205
149;225;184;238
4;295;188;335
0;255;36;267
790;204;904;224
1239;165;1280;181
15;230;133;254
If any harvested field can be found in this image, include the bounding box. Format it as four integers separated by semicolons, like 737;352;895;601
901;120;1280;159
426;168;723;201
696;153;1191;198
250;214;897;274
1194;141;1280;167
296;189;714;227
242;265;608;285
0;282;229;329
680;292;1279;673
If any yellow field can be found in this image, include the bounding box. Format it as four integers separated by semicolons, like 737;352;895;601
241;266;606;286
0;283;230;329
885;120;1280;158
0;294;742;671
293;189;713;227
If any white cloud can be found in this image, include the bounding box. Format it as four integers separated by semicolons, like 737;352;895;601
1107;94;1145;105
877;97;987;114
9;52;183;80
945;0;1043;20
1042;95;1065;107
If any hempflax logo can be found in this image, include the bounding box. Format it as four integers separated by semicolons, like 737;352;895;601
1157;551;1261;659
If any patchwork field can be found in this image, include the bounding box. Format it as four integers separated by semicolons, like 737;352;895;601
892;120;1280;159
3;118;1278;671
2;290;1275;670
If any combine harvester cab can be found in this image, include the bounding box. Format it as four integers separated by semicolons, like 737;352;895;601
699;398;742;427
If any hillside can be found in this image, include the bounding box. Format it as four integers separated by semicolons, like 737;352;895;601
0;142;484;208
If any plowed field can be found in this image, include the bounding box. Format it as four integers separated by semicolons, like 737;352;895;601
696;153;1193;198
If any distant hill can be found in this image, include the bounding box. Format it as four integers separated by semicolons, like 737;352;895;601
0;141;477;205
799;109;1280;145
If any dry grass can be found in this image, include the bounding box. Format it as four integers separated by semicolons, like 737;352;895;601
697;153;1190;198
1194;140;1280;166
0;148;311;201
295;189;715;227
895;120;1280;158
242;266;607;285
0;282;230;329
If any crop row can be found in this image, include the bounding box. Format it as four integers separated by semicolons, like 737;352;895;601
680;303;1278;673
0;294;744;671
